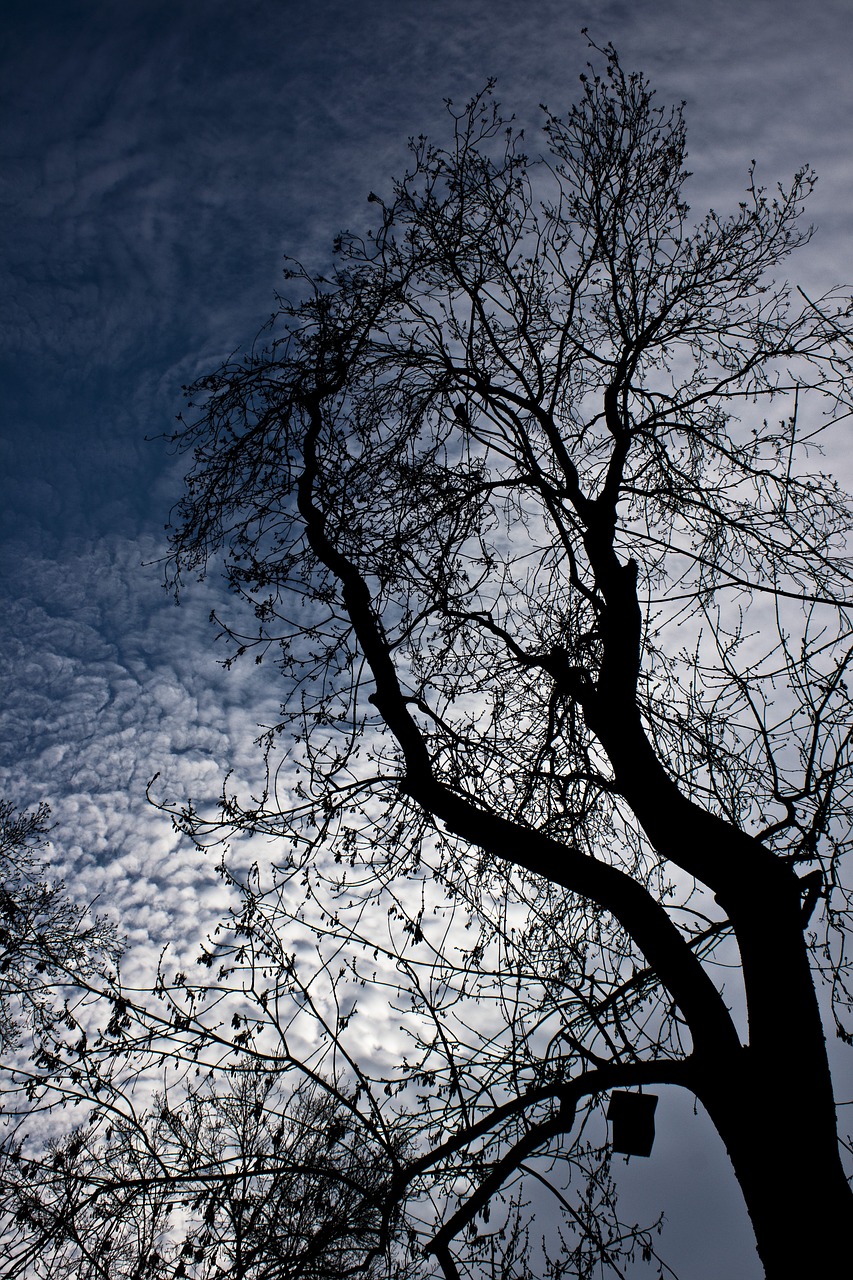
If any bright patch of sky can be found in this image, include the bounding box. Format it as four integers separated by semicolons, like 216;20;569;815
2;0;852;1274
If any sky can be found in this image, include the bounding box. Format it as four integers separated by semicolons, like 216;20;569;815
2;0;852;1274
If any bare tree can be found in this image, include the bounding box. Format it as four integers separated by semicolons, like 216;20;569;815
5;40;853;1279
0;801;119;1053
1;1060;416;1280
0;827;418;1280
162;40;853;1276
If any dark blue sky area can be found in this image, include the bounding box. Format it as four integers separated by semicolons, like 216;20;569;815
3;0;615;544
3;0;851;548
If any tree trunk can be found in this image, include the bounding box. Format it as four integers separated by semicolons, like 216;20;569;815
697;1042;851;1275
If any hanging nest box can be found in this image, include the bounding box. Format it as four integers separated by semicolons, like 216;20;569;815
607;1091;659;1157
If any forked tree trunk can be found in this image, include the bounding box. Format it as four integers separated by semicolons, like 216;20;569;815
593;630;853;1274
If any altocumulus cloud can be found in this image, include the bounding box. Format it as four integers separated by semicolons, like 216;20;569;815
0;533;283;977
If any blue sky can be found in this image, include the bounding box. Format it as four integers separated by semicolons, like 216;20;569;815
2;1;852;1274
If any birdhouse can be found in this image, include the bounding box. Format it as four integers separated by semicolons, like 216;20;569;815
607;1090;658;1157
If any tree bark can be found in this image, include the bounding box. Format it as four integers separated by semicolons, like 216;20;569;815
697;1041;851;1275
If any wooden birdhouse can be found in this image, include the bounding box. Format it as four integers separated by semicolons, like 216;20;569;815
607;1090;658;1157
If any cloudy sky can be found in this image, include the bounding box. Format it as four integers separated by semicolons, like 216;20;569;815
2;0;852;1274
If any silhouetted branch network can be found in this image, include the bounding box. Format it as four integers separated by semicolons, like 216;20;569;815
4;38;853;1280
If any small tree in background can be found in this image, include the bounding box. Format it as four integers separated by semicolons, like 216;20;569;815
0;801;118;1053
0;822;420;1280
4;40;853;1279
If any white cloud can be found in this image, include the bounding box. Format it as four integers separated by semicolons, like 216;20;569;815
0;535;284;981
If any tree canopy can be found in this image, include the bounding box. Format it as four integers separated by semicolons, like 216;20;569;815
3;41;853;1280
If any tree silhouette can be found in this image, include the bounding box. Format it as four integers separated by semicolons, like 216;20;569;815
163;40;853;1277
0;801;118;1053
5;41;853;1279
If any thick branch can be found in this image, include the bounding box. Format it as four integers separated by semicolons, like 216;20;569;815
579;496;793;911
296;401;739;1058
424;1057;693;1261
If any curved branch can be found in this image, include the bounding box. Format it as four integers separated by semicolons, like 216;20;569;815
424;1057;693;1262
296;400;739;1058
